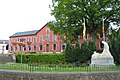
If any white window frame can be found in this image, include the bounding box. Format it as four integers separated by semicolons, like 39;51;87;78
34;37;37;43
34;45;36;51
46;28;50;34
52;44;57;50
53;35;57;41
46;34;50;42
40;35;43;42
28;37;32;42
39;44;43;51
61;44;66;50
24;38;26;44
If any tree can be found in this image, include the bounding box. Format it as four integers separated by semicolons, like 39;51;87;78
108;29;120;65
65;40;96;64
49;0;120;43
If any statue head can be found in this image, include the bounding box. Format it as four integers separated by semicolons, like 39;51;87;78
102;41;109;50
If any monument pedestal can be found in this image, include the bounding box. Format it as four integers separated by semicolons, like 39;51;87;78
90;41;115;67
90;57;115;67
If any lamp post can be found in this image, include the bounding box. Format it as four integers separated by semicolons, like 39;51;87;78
18;41;25;64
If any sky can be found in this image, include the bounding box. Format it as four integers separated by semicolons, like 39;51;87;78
0;0;119;40
0;0;55;40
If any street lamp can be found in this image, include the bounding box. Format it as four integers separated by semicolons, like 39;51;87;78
18;41;25;64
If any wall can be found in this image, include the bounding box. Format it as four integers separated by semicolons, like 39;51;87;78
0;54;14;63
0;71;120;80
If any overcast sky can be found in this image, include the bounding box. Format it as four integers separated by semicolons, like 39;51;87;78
0;0;55;40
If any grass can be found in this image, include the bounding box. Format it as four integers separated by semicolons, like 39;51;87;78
0;63;120;72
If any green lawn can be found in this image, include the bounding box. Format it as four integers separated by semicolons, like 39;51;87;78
0;63;120;72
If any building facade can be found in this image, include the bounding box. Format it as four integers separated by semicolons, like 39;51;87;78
9;24;66;53
0;40;9;54
9;23;102;53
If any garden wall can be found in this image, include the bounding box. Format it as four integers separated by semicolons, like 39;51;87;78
0;54;14;63
0;71;120;80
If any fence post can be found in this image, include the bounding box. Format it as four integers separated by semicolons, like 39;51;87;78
30;64;33;72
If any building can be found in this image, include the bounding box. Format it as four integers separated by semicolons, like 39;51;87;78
9;23;102;53
0;40;9;54
9;23;66;53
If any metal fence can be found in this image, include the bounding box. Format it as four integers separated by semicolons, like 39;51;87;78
0;63;120;72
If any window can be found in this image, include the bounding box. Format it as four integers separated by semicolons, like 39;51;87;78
28;45;31;51
78;35;83;39
34;37;36;43
19;46;22;51
40;35;43;42
46;34;50;42
87;34;92;40
15;46;17;51
40;44;42;50
46;28;50;42
24;38;26;44
46;28;50;34
53;35;56;41
62;44;66;50
15;39;17;42
34;45;36;51
53;44;56;50
17;38;20;42
46;44;49;52
28;37;32;42
24;46;26;51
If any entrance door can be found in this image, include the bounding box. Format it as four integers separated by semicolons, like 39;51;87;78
46;44;49;52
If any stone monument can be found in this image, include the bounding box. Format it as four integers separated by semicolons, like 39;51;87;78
90;41;115;67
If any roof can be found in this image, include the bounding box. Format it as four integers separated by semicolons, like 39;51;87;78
10;23;48;38
10;30;39;37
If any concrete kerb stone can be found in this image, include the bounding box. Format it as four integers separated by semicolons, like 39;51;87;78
0;70;120;80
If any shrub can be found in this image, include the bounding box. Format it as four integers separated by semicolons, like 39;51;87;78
80;40;96;63
65;40;96;64
108;30;120;65
65;42;75;63
15;53;66;64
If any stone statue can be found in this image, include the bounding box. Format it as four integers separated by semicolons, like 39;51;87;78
90;41;115;67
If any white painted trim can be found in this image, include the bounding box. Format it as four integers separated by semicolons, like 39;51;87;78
52;44;57;51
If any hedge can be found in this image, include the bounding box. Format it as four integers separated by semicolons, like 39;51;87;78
15;53;66;64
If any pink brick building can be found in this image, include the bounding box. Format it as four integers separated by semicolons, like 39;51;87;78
9;23;102;53
9;23;66;53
